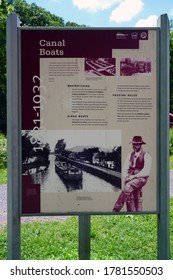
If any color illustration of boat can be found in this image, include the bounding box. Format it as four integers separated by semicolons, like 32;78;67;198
55;160;83;181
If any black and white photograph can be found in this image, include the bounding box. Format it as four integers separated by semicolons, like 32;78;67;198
22;130;121;193
120;57;151;76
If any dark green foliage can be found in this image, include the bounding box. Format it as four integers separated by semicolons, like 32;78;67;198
0;1;10;134
170;128;173;155
14;0;65;26
0;132;7;168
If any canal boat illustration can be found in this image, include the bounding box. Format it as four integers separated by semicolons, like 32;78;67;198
55;159;83;182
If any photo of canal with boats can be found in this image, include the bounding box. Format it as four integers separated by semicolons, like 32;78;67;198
29;154;121;193
22;130;122;193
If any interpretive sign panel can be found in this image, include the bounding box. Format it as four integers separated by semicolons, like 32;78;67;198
21;28;157;214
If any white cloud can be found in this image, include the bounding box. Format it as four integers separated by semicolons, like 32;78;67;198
170;9;173;16
135;15;158;27
110;0;144;23
73;0;120;12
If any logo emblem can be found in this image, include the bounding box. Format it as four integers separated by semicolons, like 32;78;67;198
131;32;138;39
140;32;147;39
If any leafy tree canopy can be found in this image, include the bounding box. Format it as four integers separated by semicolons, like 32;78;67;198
13;0;82;27
14;0;65;26
54;139;66;155
0;1;14;133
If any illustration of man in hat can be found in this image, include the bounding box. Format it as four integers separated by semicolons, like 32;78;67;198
112;136;152;212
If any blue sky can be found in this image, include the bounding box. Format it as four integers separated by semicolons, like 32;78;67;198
25;0;173;27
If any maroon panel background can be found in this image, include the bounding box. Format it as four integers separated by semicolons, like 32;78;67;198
22;176;40;213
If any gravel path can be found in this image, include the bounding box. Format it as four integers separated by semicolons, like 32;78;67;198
0;184;7;228
1;172;173;228
0;184;67;229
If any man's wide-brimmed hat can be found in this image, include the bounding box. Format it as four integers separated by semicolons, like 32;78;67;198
130;136;146;144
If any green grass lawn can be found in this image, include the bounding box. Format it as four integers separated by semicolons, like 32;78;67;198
170;155;173;170
0;198;173;260
0;169;7;184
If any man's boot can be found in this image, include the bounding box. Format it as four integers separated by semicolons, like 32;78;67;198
126;193;135;212
134;190;143;211
112;191;130;212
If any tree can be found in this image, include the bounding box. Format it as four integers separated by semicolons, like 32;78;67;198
22;131;33;162
54;139;66;155
83;147;99;163
65;21;82;27
14;0;65;26
113;146;121;172
0;0;14;133
22;130;50;165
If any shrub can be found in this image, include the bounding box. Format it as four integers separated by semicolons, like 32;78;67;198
0;133;7;169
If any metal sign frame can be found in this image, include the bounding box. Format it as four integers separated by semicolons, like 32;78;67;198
7;13;170;260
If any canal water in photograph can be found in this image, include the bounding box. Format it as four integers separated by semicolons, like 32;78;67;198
30;154;121;193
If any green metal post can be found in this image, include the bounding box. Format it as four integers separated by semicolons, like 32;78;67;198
7;13;21;260
157;14;170;260
78;215;91;259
